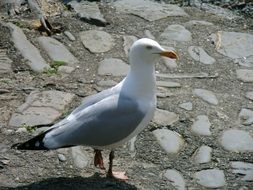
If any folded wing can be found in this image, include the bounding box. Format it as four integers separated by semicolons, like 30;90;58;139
43;94;146;149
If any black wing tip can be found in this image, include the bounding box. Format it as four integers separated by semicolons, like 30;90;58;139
11;143;21;149
12;141;49;150
12;130;51;151
11;140;49;150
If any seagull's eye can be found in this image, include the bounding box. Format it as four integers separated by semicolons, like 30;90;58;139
146;45;153;50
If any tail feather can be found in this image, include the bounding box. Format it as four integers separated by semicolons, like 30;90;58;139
12;129;53;150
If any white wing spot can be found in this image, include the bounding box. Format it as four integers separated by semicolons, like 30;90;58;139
35;141;40;147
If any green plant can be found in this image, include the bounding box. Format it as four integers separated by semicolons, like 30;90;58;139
13;21;25;28
43;60;66;75
51;60;66;69
20;124;36;133
43;67;58;75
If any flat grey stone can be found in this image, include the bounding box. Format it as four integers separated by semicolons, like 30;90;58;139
231;161;253;181
184;20;214;27
246;91;253;101
191;115;212;136
164;169;186;190
9;107;61;128
0;62;12;74
37;37;78;65
156;87;173;98
192;145;212;164
71;146;90;169
239;108;253;126
153;128;185;154
57;148;69;155
161;46;178;69
0;50;12;74
157;81;181;88
97;79;117;87
127;136;137;152
220;129;253;152
193;1;239;20
58;66;75;74
7;23;49;72
210;32;253;66
15;128;27;133
123;35;138;56
234;56;253;67
127;136;137;157
188;46;215;65
98;58;129;76
193;88;218;105
64;31;76;41
68;1;107;26
112;0;188;22
58;154;66;162
1;0;24;16
0;143;8;153
179;102;193;111
157;72;218;79
153;108;179;126
236;69;253;83
9;90;75;127
160;25;192;44
194;169;226;188
80;30;114;53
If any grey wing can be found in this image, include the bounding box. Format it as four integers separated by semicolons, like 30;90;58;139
49;87;115;129
43;94;146;149
71;88;115;115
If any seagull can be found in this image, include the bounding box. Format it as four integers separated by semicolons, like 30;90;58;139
13;38;178;180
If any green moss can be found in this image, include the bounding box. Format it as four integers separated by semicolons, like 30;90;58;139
43;67;58;75
13;21;26;28
20;124;36;133
51;60;67;69
43;60;66;75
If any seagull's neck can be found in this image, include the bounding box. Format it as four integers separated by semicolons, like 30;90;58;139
121;56;156;100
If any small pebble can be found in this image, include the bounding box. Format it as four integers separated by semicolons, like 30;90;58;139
64;31;76;41
58;154;67;162
179;102;193;111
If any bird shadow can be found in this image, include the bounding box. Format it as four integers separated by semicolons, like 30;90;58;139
1;173;137;190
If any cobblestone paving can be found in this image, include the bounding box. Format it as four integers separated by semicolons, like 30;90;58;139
0;0;252;189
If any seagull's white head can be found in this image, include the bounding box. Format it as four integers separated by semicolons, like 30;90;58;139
129;38;178;64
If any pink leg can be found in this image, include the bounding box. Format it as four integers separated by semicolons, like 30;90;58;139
94;149;105;170
107;150;128;180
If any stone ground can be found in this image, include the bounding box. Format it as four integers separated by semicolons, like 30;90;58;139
0;0;253;189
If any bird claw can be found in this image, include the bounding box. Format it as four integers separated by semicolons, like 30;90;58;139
30;16;62;36
107;171;129;180
95;162;105;170
40;16;52;36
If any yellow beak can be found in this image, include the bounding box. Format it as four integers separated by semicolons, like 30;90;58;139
160;51;179;60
